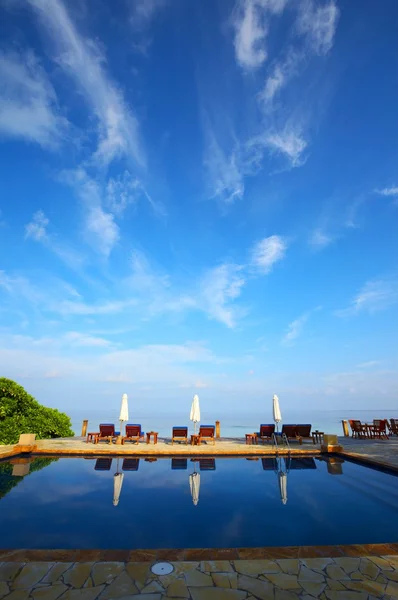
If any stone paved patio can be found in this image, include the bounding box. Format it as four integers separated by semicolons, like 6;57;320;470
1;556;397;599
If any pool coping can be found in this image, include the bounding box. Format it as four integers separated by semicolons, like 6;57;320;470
0;543;397;563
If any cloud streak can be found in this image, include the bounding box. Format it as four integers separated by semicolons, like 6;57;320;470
27;0;144;168
250;235;287;274
336;278;398;317
0;50;68;149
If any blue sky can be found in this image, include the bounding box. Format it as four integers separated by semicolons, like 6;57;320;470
0;0;397;414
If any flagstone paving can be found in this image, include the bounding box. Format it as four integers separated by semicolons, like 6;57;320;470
1;556;397;599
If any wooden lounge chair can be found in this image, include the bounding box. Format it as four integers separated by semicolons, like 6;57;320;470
94;458;112;470
172;426;188;445
122;459;140;471
281;424;297;443
295;424;312;444
257;424;275;443
171;458;187;470
389;419;398;436
349;420;367;439
97;424;117;444
199;458;216;470
122;424;145;445
198;425;215;445
373;420;389;440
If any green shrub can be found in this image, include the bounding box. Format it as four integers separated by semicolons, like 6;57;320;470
0;378;74;445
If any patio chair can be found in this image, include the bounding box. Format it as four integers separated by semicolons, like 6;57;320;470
171;426;188;445
295;424;312;445
171;458;188;470
281;424;298;443
199;458;216;470
348;420;367;439
94;458;112;470
389;419;398;436
373;420;389;440
122;459;140;471
122;424;145;445
198;425;215;445
257;424;275;443
97;424;117;444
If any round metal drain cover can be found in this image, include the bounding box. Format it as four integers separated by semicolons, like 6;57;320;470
151;562;174;576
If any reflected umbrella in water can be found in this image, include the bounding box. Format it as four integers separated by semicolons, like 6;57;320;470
119;393;129;438
189;465;200;506
273;394;282;433
113;459;124;507
190;394;200;435
277;457;288;505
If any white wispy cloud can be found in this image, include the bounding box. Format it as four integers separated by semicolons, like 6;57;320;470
233;0;288;69
265;126;308;166
308;228;334;249
250;235;287;274
375;186;398;197
63;331;113;348
25;210;87;271
61;168;120;257
356;360;381;369
25;210;49;241
281;312;309;346
336;278;398;317
200;263;246;328
296;0;339;55
0;50;68;148
27;0;144;167
57;299;136;316
106;171;140;217
261;48;302;105
204;126;244;204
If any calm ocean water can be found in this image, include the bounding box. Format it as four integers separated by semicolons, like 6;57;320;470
66;408;398;438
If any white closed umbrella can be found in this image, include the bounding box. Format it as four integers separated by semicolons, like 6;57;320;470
119;393;129;437
273;394;282;433
113;472;124;506
190;394;201;435
189;471;200;506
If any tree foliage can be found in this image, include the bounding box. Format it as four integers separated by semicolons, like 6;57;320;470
0;378;74;445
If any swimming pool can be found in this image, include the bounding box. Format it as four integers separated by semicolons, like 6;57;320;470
1;455;397;549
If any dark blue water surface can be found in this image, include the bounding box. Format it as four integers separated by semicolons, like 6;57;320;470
1;455;397;549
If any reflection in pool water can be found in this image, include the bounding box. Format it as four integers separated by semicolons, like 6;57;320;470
0;455;397;549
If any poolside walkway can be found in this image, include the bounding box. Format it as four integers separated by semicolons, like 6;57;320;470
30;436;323;457
337;436;398;470
0;552;397;599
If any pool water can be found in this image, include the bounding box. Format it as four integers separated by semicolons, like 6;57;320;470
1;455;397;549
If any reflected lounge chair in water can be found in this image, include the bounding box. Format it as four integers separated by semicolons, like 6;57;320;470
171;458;188;470
285;457;317;470
94;458;112;471
261;457;277;471
122;459;140;471
199;458;216;471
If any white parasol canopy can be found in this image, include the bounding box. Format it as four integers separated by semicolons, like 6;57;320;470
189;471;200;506
273;394;282;431
113;472;124;507
190;394;201;434
119;393;129;436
